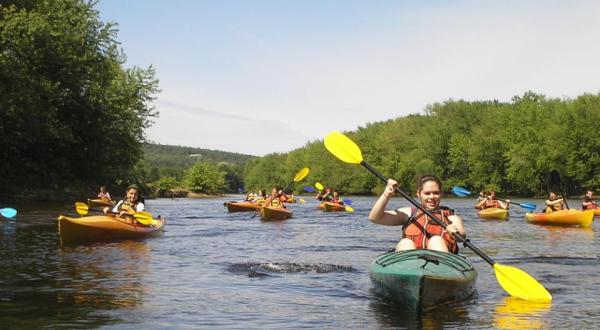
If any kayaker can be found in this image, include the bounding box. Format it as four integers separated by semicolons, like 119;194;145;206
264;187;287;208
331;191;344;205
97;186;112;201
581;190;598;210
474;191;509;210
544;192;565;213
103;184;145;217
316;188;333;202
368;175;465;254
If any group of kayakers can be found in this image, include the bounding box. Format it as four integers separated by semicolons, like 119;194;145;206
368;174;598;255
246;188;291;208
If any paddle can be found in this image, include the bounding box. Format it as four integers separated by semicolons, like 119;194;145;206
324;131;552;301
75;202;154;225
550;170;569;210
452;186;536;211
304;186;315;193
0;208;17;219
315;182;324;191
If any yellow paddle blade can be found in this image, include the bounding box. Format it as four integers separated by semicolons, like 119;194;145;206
293;167;310;182
133;211;154;225
493;263;552;301
75;202;89;215
324;131;363;164
300;198;306;204
315;182;324;191
345;205;354;212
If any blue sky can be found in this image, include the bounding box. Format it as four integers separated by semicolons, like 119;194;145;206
97;0;600;155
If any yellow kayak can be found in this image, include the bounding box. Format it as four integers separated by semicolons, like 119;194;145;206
58;215;165;245
225;201;261;212
321;202;345;212
478;208;509;220
260;206;292;221
525;209;594;227
87;198;114;208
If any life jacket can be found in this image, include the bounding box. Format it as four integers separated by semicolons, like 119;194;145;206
118;199;141;215
402;206;458;254
484;199;501;209
545;200;563;213
98;192;111;200
331;196;343;204
582;199;598;210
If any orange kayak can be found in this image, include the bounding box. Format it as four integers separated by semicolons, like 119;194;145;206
260;206;292;221
58;215;165;245
594;208;600;217
525;209;594;227
88;198;114;208
225;201;261;212
478;208;509;220
321;202;345;212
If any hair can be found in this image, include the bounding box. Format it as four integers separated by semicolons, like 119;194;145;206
416;175;443;192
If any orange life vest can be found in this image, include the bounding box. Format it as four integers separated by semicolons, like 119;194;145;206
402;207;458;254
484;199;501;209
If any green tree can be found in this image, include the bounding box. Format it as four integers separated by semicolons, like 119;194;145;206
183;162;226;194
0;0;159;193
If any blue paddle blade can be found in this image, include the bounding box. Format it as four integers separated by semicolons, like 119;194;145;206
0;208;17;219
304;186;315;193
452;186;472;197
343;199;353;205
520;203;537;211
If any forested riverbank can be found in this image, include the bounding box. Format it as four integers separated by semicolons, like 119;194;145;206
2;1;600;201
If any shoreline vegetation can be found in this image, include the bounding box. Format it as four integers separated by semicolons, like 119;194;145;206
2;1;600;203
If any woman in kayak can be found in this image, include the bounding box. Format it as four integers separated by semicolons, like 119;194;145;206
316;188;333;202
581;190;598;210
103;184;145;217
97;185;112;201
330;191;344;205
368;175;465;254
474;190;509;210
263;187;287;208
545;192;565;213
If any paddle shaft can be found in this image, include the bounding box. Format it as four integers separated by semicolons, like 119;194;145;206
481;195;528;208
361;160;497;266
550;171;570;209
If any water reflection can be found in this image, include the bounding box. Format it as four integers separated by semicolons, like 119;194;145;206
540;225;595;241
369;295;474;329
493;297;552;330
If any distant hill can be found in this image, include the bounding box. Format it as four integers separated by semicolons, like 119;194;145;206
142;143;255;171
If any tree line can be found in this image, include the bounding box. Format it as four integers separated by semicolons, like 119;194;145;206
242;91;600;197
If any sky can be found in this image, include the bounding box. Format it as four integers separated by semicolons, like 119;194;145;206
97;0;600;156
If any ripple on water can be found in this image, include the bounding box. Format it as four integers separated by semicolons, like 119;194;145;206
226;262;357;277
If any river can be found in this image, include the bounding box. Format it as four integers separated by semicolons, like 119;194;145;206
0;196;598;329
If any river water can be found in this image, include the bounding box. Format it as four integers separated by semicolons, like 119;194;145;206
0;196;598;329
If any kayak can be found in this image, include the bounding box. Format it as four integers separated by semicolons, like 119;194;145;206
88;198;114;208
321;202;345;212
369;249;478;311
260;206;292;221
58;215;165;245
225;201;261;212
525;209;594;227
478;207;509;220
594;208;600;217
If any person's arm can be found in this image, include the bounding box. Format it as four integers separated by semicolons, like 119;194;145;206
474;199;487;210
136;202;145;212
446;215;466;237
498;200;509;210
546;198;563;206
111;200;122;213
368;179;410;226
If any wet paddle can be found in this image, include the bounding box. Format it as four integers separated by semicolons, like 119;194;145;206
0;208;17;219
550;170;570;209
324;131;552;301
75;202;154;225
452;186;536;211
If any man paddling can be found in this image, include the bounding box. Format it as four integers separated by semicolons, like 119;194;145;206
368;175;466;254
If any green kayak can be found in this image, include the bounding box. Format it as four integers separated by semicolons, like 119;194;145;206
369;249;478;311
